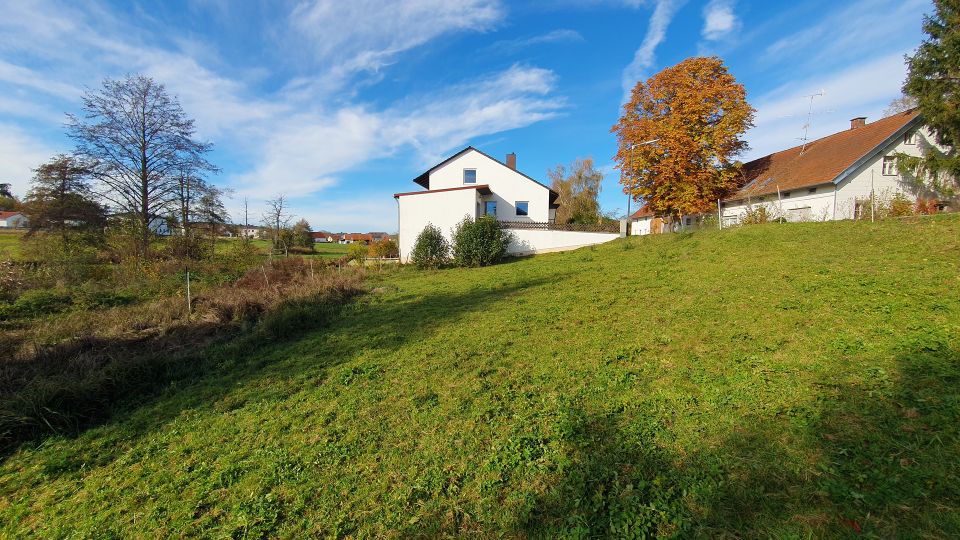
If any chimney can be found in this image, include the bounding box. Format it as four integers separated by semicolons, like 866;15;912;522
506;152;516;170
850;117;866;130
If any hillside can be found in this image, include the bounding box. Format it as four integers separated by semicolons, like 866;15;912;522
1;216;958;537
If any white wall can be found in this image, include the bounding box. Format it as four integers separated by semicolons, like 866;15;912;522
397;188;480;262
506;228;619;256
428;149;552;223
631;216;652;236
722;186;838;223
0;214;26;228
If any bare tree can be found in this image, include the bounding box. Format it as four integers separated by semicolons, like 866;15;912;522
262;194;293;257
549;158;604;224
883;94;918;117
67;75;217;256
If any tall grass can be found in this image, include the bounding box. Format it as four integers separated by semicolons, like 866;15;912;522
0;258;364;454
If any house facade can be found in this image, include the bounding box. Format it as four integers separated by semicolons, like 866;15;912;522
0;212;27;229
722;110;942;225
629;109;945;234
395;147;619;262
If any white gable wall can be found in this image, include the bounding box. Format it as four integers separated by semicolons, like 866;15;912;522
396;188;481;263
428;149;552;223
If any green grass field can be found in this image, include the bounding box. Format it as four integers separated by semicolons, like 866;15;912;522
1;216;958;537
0;230;23;258
217;237;351;259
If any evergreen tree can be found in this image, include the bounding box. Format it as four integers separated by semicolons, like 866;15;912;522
901;0;960;199
21;155;105;250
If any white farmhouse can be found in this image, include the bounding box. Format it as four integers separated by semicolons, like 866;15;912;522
0;212;28;229
722;109;943;225
395;147;620;262
629;109;945;234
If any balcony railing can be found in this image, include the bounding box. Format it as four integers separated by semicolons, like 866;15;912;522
498;220;620;233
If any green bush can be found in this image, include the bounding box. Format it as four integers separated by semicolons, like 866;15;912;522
0;289;73;320
411;224;449;269
451;215;512;267
347;242;369;264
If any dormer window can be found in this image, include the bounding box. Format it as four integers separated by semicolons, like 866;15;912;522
463;169;476;184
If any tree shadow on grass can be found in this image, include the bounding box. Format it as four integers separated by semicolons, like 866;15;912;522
497;343;960;538
0;273;564;462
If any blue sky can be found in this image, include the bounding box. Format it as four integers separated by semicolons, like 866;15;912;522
0;0;929;232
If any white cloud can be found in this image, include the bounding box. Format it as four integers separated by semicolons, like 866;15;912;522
486;29;584;54
701;0;738;41
232;65;563;200
621;0;687;100
289;0;503;73
744;52;910;160
0;125;56;196
762;0;927;70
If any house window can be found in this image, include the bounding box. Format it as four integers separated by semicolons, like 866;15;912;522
808;187;817;194
484;200;497;216
515;201;529;216
463;169;477;184
882;156;897;176
783;191;791;198
904;131;916;145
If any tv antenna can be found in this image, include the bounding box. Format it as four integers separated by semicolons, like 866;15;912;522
798;90;825;155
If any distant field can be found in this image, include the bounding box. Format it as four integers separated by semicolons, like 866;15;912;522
0;230;24;258
2;215;958;537
217;237;351;259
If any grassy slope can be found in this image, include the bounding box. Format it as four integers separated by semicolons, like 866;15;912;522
1;217;958;537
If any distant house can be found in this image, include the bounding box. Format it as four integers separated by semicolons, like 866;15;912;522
0;211;27;229
239;226;262;239
368;232;389;242
312;231;336;243
628;205;661;236
394;147;620;261
630;109;947;235
340;233;373;245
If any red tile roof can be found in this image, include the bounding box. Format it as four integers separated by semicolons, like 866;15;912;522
0;211;22;219
629;205;653;219
728;110;921;201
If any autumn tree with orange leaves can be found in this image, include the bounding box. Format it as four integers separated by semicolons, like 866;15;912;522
613;57;755;220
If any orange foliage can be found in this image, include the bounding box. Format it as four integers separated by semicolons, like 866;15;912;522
612;56;755;217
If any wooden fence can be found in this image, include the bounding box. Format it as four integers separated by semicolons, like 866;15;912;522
498;221;620;233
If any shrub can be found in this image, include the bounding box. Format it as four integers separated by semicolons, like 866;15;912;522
0;289;73;320
741;205;783;225
371;238;399;259
411;224;449;269
347;242;369;264
451;215;512;267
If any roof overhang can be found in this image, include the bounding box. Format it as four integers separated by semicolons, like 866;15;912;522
394;184;492;198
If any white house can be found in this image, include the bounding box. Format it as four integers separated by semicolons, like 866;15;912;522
0;211;28;229
721;110;944;225
628;109;946;234
395;147;620;262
